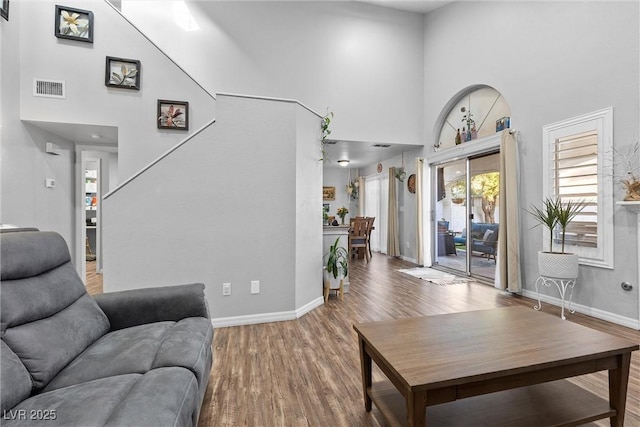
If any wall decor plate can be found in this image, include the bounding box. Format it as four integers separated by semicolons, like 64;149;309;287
407;174;416;194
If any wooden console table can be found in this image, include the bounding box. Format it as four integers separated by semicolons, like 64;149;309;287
353;307;638;426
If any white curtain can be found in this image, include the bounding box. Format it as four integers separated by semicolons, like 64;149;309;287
416;158;431;266
364;174;388;254
496;131;522;292
358;176;366;217
387;168;400;257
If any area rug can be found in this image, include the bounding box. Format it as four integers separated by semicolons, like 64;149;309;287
397;267;473;286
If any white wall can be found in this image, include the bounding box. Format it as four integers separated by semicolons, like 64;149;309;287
1;3;75;244
2;0;216;260
359;148;422;262
422;1;639;322
103;94;323;322
323;168;358;223
18;0;217;179
121;0;425;146
295;106;324;309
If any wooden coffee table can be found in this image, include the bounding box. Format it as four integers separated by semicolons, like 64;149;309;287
353;307;638;427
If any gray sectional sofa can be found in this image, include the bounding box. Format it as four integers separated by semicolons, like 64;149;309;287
1;229;214;427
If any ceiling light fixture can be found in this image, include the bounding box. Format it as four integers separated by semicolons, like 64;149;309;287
337;159;350;167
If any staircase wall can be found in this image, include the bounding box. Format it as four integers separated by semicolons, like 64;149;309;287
17;0;217;179
103;94;323;323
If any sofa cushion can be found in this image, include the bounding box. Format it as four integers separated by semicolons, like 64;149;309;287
44;318;213;394
3;368;197;427
151;317;214;387
1;231;110;390
43;322;174;392
0;341;32;412
104;367;198;427
0;231;70;281
3;294;111;390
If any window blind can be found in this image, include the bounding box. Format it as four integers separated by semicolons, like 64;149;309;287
553;130;598;248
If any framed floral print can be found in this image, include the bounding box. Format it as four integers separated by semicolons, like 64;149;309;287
54;5;93;43
1;1;9;21
323;186;336;201
157;100;189;130
105;57;141;90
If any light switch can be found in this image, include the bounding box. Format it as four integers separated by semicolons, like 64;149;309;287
251;280;260;294
222;283;231;296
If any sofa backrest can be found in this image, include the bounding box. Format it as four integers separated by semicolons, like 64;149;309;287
470;222;499;238
0;340;32;412
0;230;110;392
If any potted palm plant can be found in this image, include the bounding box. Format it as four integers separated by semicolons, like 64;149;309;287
526;197;586;278
323;237;348;301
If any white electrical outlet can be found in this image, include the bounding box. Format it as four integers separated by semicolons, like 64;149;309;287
251;280;260;294
222;283;231;296
406;241;410;249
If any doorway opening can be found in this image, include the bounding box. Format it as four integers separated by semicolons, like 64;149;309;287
76;147;117;287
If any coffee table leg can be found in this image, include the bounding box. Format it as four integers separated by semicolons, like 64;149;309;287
407;390;427;427
608;352;631;427
358;338;372;411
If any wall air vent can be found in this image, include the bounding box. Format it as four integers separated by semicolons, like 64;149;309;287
323;139;339;145
33;78;66;99
371;143;391;148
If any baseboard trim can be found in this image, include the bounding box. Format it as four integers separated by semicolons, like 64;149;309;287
211;296;324;328
522;289;639;330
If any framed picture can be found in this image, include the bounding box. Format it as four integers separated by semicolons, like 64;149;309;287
55;5;93;43
157;100;189;130
1;1;9;21
323;186;336;201
105;57;141;90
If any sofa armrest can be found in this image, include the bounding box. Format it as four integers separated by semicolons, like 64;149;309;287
93;283;210;331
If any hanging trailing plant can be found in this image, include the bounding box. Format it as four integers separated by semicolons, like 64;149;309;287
320;110;334;162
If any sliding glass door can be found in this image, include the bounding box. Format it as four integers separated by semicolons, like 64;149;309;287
434;160;467;274
468;153;500;280
434;152;500;281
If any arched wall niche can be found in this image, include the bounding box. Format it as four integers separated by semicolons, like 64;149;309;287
433;84;511;150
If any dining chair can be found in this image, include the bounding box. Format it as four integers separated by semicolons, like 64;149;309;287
349;217;370;262
365;216;375;258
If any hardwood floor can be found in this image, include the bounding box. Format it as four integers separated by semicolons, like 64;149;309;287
85;256;639;426
85;261;103;295
198;255;640;427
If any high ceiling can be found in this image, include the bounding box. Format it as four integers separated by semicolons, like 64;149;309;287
358;0;453;14
32;1;453;165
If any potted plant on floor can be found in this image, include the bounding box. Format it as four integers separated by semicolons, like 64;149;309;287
323;237;348;301
526;197;586;278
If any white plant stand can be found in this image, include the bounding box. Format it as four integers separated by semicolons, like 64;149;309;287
534;276;577;320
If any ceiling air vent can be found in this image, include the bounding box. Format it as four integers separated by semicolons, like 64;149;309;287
371;143;391;148
33;78;66;99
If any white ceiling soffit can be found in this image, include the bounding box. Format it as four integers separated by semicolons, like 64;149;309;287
358;0;454;14
25;121;118;147
324;139;423;169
